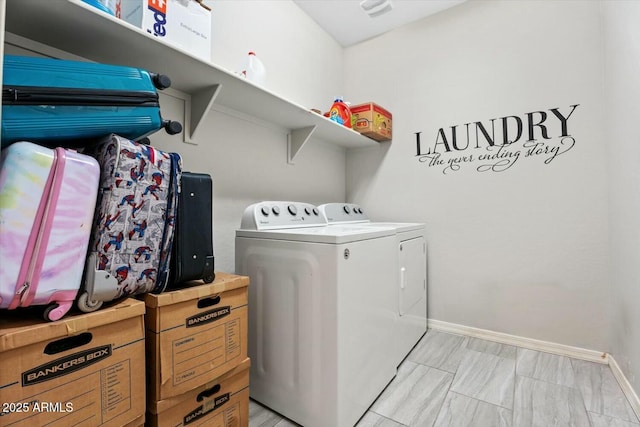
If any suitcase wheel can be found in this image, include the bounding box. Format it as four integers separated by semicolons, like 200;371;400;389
76;291;104;313
43;301;72;322
203;273;215;284
162;119;183;135
150;73;172;90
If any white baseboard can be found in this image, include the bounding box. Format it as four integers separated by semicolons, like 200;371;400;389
608;355;640;421
428;319;608;363
428;319;640;419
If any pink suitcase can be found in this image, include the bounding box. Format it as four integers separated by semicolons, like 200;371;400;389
0;141;100;321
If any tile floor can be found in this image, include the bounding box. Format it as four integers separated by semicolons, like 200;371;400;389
249;329;640;427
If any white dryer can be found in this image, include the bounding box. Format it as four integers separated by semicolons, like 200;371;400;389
318;203;428;367
235;201;398;427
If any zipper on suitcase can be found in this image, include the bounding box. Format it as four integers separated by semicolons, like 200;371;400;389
3;86;159;107
10;148;67;309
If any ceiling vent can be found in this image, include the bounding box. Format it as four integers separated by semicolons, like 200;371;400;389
360;0;394;18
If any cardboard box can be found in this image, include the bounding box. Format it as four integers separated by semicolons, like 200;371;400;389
147;358;250;427
117;0;212;62
350;102;393;142
0;299;146;426
124;414;145;427
144;272;249;402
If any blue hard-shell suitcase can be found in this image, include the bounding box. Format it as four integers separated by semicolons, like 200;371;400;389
1;55;182;147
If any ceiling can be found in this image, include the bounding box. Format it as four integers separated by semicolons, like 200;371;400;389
293;0;467;47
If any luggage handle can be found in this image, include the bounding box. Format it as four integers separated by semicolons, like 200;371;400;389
10;148;67;309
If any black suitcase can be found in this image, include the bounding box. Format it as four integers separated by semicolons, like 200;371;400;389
170;172;215;286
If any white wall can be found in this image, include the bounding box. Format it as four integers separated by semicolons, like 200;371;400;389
344;0;610;350
604;0;640;397
149;0;347;273
207;0;344;110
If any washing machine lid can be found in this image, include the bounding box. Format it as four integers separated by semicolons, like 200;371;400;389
366;222;426;233
236;224;395;244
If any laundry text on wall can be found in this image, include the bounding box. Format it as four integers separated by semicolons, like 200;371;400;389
415;104;579;173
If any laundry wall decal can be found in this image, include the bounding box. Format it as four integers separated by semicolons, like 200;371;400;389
414;104;579;174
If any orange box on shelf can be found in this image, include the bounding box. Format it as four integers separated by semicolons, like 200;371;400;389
350;102;392;142
143;272;249;402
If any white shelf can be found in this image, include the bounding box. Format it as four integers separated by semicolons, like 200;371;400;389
4;0;379;160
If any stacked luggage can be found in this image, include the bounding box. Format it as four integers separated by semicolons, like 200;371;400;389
0;54;214;321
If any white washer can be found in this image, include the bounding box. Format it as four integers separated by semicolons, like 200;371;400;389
235;201;398;427
318;203;428;367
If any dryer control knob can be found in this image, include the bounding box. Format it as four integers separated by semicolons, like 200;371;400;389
304;207;311;215
288;205;298;216
261;206;270;216
272;206;281;215
343;205;351;214
313;207;319;216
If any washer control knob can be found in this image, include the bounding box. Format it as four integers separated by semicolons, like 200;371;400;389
272;206;281;215
288;205;298;216
304;207;311;215
313;208;319;216
261;206;270;216
343;205;351;214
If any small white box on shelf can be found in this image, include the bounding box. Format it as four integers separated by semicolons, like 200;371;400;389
117;0;212;62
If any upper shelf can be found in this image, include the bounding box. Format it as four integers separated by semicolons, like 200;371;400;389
4;0;377;150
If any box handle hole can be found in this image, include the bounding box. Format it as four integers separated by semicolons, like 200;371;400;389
197;295;221;308
44;332;93;355
197;384;221;402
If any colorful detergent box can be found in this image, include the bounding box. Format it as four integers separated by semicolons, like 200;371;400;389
143;272;249;402
117;0;212;62
351;102;393;142
0;299;146;426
